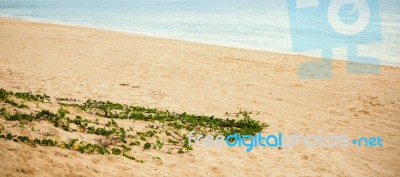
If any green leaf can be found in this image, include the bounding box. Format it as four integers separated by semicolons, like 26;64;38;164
112;148;121;155
6;133;14;140
144;142;151;150
79;146;85;154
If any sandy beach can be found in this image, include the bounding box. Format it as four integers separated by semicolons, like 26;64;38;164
0;17;399;176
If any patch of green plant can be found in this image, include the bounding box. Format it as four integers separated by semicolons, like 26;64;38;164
64;138;79;149
0;131;147;162
123;153;136;160
36;139;57;146
17;136;29;143
112;148;122;155
144;142;151;150
62;99;266;136
106;119;118;127
0;89;30;109
152;156;161;161
155;139;164;150
98;146;110;155
14;92;50;103
6;132;14;140
56;97;77;102
0;132;56;146
0;88;269;159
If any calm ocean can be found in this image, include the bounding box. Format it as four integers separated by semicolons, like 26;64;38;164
0;0;399;65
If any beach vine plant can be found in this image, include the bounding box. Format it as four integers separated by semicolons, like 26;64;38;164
0;88;267;162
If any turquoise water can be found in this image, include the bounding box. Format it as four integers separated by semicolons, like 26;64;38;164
0;0;399;65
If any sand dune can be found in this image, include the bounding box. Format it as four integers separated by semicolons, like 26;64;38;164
0;17;399;177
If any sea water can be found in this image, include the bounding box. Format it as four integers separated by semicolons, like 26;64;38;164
0;0;399;65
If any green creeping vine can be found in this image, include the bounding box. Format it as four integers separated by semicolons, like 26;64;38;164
62;99;267;136
0;132;57;146
0;131;145;163
14;92;50;102
0;88;267;162
0;88;50;103
0;107;127;143
0;89;30;109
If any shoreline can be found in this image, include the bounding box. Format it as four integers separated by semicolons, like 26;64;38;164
2;15;398;67
0;15;284;53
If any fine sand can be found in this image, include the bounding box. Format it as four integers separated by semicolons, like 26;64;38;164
0;17;399;177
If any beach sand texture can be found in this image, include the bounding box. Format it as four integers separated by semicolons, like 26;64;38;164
0;17;399;177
